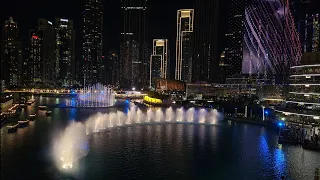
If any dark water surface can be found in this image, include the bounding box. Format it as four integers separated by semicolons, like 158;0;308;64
1;97;319;180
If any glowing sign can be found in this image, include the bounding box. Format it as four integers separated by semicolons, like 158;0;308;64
60;19;69;22
60;25;68;28
32;35;39;39
144;96;163;104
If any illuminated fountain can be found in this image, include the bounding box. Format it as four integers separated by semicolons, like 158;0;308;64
53;104;222;170
66;83;115;107
53;122;89;170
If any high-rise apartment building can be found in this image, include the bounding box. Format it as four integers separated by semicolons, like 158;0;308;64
290;0;320;53
224;0;247;78
106;51;120;86
37;19;55;84
28;19;55;85
83;0;104;85
150;39;168;87
55;18;75;87
120;0;147;88
193;0;219;83
29;32;42;83
1;17;22;87
175;9;194;83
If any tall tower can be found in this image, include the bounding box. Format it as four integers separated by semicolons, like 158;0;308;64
120;0;147;88
55;18;75;87
29;32;42;84
37;19;55;85
150;39;168;88
224;0;247;78
1;17;22;87
290;0;320;53
193;0;219;83
175;9;194;83
83;0;104;85
28;19;55;85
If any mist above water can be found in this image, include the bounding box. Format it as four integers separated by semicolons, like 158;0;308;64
52;104;221;171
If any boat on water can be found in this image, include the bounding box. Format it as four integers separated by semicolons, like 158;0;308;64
18;120;30;127
46;111;52;116
7;124;19;133
38;105;47;110
29;114;36;120
27;99;35;105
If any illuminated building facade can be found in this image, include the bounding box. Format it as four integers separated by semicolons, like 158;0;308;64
275;52;320;124
224;0;246;78
121;0;147;88
30;32;42;83
28;19;55;85
37;19;55;84
242;0;301;76
175;9;194;83
55;18;75;87
290;0;320;53
83;0;104;85
1;17;22;87
303;13;320;52
193;0;219;82
106;51;120;86
150;39;168;88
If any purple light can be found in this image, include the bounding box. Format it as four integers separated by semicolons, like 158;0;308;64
242;0;301;75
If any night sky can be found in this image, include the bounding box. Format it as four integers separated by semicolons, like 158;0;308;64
1;0;228;58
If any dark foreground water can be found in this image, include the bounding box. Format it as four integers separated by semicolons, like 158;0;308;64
1;97;319;180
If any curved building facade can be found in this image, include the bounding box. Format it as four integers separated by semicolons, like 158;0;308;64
275;52;320;124
242;0;301;76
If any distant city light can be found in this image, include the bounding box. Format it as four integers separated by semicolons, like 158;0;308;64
60;19;69;22
48;21;52;25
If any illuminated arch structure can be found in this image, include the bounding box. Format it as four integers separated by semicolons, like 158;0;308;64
242;0;302;76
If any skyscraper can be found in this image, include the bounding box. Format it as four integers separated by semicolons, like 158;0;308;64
242;0;301;76
37;19;55;84
193;0;219;83
120;0;147;88
290;0;320;53
224;0;247;78
150;39;168;87
175;9;194;83
29;32;42;83
28;19;55;86
1;17;22;87
83;0;104;85
55;18;75;87
106;51;120;86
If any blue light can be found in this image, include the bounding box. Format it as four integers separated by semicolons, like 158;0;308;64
277;122;284;127
264;110;269;115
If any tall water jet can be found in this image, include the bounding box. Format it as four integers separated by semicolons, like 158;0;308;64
165;107;174;122
198;109;207;124
66;83;115;107
53;122;89;170
155;109;163;122
117;111;125;126
136;108;142;123
147;109;154;122
176;108;184;122
209;109;218;124
186;108;195;123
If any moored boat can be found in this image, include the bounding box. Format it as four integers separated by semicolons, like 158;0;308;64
38;105;46;110
46;111;52;116
7;124;19;133
18;120;30;127
29;114;36;120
